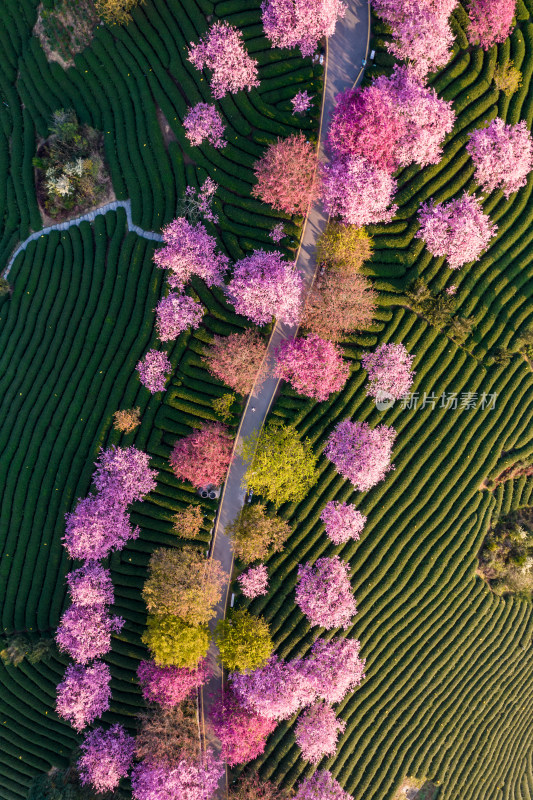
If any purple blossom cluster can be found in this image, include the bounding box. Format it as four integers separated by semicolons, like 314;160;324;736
154;217;229;292
184;103;227;149
466;117;533;199
131;751;224;800
295;556;357;629
320;501;366;545
262;0;347;57
294;770;353;800
137;349;172;393
78;725;136;793
188;21;259;99
137;659;209;708
291;89;313;113
325;419;396;492
295;701;346;763
155;293;204;342
55;661;111;732
361;342;415;401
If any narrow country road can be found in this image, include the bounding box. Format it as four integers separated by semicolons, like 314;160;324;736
200;0;371;793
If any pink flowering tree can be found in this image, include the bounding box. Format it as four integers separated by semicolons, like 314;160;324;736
361;342;415;401
154;217;230;292
78;725;135;793
294;770;353;800
467;0;516;50
262;0;347;57
183;103;226;149
155;293;204;342
295;556;356;629
211;688;276;766
320;501;366;545
137;350;172;394
416;192;498;269
274;335;350;401
269;223;285;243
321;156;398;226
56;603;124;664
63;496;139;561
66;563;114;607
137;659;209;708
180;178;219;224
226;250;303;326
56;661;111;732
295;702;346;763
302;637;366;703
188;22;259;99
325;420;396;491
328;66;455;173
92;445;158;507
131;752;224;800
238;564;269;599
466;118;533;198
230;655;316;721
291;90;313;113
252;133;319;216
170;423;233;488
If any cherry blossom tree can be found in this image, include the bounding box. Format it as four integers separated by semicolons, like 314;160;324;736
92;445;158;507
252;133;319;216
137;659;209;708
66;563;114;607
291;90;313;113
294;770;353;800
229;775;291;800
203;329;268;396
269;223;285;243
188;21;259;99
295;702;346;763
63;495;139;561
226;250;303;326
361;342;415;400
466;117;533;198
77;725;136;793
211;688;276;766
302;637;366;703
321;155;398;226
137;350;172;394
274;334;350;401
261;0;347;57
467;0;516;50
416;192;498;269
183;103;226;149
302;268;377;341
55;661;111;732
320;501;366;545
179;178;219;224
155;293;204;342
154;217;230;291
295;556;357;629
325;420;396;491
230;655;316;720
238;564;269;598
55;604;124;664
131;752;224;800
170;423;233;488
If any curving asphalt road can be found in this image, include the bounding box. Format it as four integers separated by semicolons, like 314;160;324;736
200;1;371;794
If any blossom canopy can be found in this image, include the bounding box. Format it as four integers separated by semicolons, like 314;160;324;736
466;117;533;198
325;419;396;491
170;423;233;489
252;133;319;216
226;250;303;326
188;21;259;99
55;603;124;664
63;495;139;561
56;661;111;732
274;335;350;401
295;702;346;763
137;659;209;708
294;770;353;800
320;501;366;545
154;217;230;292
261;0;347;57
321;155;398;227
78;724;135;793
361;342;415;400
295;556;357;629
92;445;158;507
155;293;204;342
238;564;269;598
183;103;226;148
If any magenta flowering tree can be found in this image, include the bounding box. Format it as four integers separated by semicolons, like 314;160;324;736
78;724;135;793
230;655;316;721
180;178;219;224
269;222;285;243
416;192;498;269
155;293;204;342
274;335;350;401
320;501;366;545
55;661;111;732
291;89;313;113
183;103;226;149
137;350;172;394
466;118;533;198
303;637;366;703
261;0;347;57
55;604;124;664
137;659;209;708
361;342;415;400
294;770;353;800
188;21;259;99
131;752;224;800
321;156;398;226
211;688;277;766
66;563;114;607
325;420;396;491
63;495;139;561
154;217;230;292
93;445;158;507
238;564;269;599
467;0;516;50
226;250;303;326
295;556;356;629
295;702;346;763
170;423;233;488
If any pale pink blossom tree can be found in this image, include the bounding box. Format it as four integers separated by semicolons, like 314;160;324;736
416;192;498;269
56;661;111;732
131;752;224;800
320;501;366;545
78;725;135;793
203;329;268;396
294;770;353;800
361;342;415;400
211;688;276;766
170;423;233;488
274;335;350;401
63;496;139;561
269;223;285;243
321;156;398;226
302;637;366;703
291;90;313;113
183;103;227;149
226;250;303;326
295;556;357;629
137;659;209;708
230;655;316;721
262;0;347;57
325;420;396;491
66;563;114;607
55;604;124;665
467;0;516;50
137;350;172;394
295;702;346;763
92;445;158;508
238;564;269;598
155;293;204;342
252;133;319;216
154;217;230;291
188;22;259;99
446;284;457;296
466;118;533;198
